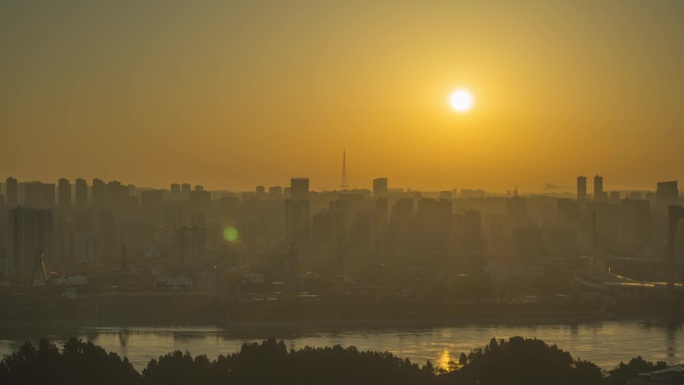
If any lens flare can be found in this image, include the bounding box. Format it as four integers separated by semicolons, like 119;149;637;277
223;227;238;242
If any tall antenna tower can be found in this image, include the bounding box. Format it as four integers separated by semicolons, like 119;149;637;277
340;150;348;190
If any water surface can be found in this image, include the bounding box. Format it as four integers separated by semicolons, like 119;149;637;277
0;320;681;371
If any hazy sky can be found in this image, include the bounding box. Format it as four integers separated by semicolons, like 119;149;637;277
2;1;683;193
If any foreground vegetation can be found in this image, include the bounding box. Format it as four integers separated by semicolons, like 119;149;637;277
0;336;670;385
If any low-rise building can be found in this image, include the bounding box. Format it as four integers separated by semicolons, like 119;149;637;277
483;260;545;282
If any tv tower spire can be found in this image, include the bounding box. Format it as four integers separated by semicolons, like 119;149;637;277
340;150;348;190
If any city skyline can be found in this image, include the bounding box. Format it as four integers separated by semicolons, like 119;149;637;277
1;172;680;197
2;1;684;192
3;2;684;381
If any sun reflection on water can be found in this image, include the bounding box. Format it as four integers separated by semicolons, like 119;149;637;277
436;348;458;372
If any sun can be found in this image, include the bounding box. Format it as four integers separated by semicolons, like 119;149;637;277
449;89;474;112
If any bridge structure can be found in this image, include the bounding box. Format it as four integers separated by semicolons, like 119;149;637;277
577;205;684;296
666;205;684;288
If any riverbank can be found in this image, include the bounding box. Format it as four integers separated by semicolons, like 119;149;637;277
1;305;682;332
2;291;684;329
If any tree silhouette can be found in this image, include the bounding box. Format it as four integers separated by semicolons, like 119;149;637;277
0;336;674;385
0;338;138;385
444;336;604;385
606;356;668;385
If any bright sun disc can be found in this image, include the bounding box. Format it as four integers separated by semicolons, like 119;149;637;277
449;89;473;112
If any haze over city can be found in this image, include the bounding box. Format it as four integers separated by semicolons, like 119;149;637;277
2;1;684;192
3;2;684;384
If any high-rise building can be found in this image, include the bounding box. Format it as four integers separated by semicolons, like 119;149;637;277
329;199;348;247
463;209;484;253
629;191;642;200
557;198;579;230
140;189;163;210
285;199;310;247
181;183;191;200
577;176;586;201
416;198;452;254
92;178;105;208
41;183;55;208
373;178;388;197
506;195;529;228
119;222;157;254
23;182;54;209
312;209;336;248
58;178;71;208
5;177;17;206
512;227;544;261
75;178;88;208
256;186;266;199
269;186;283;199
7;207;53;285
106;181;128;211
290;178;309;200
656;181;678;215
609;191;620;202
389;197;415;254
164;205;184;244
190;190;211;204
190;211;205;228
23;182;41;208
617;199;650;252
170;183;181;201
375;197;389;252
392;197;414;217
174;226;206;266
594;175;605;201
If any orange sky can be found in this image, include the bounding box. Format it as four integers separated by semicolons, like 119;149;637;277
1;1;683;193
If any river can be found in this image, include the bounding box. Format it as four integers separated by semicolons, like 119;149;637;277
0;319;681;371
